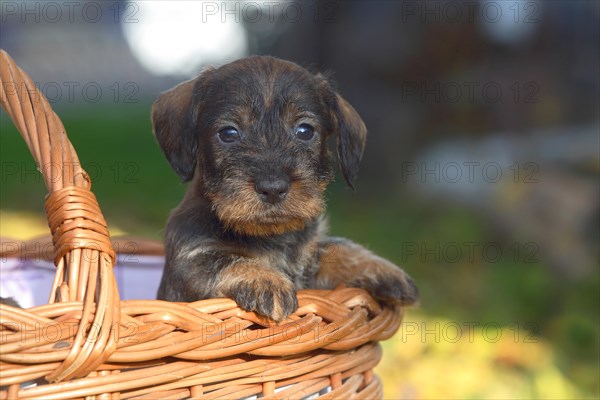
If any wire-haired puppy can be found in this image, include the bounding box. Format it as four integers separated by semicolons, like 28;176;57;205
153;56;418;322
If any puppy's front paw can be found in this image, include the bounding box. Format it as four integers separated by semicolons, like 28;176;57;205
224;272;298;322
351;257;419;306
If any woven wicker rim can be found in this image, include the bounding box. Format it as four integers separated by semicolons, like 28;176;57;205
0;50;403;399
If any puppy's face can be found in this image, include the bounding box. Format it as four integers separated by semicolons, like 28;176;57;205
152;56;367;236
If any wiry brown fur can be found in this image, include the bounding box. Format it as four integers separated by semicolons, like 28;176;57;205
209;179;327;236
153;56;418;322
317;239;419;304
214;260;298;322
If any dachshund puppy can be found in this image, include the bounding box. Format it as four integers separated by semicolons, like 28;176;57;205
153;56;418;321
0;297;20;307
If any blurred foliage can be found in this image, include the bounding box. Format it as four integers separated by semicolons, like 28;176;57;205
328;192;599;396
1;103;181;237
376;312;595;399
1;107;598;397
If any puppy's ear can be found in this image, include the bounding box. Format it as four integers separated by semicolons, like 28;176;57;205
332;93;367;189
152;73;209;182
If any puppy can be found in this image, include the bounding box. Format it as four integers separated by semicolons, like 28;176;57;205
0;297;20;307
153;56;418;321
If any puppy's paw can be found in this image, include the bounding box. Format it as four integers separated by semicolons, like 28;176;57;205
226;273;298;322
351;257;419;306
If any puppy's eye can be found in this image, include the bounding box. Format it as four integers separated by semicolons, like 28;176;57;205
217;127;240;143
295;123;315;141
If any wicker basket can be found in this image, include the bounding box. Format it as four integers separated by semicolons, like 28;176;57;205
0;50;404;399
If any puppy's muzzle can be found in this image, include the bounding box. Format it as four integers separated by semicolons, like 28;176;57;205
254;179;290;205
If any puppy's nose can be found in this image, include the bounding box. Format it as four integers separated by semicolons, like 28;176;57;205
255;179;290;204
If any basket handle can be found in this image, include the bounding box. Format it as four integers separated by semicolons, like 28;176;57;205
0;49;120;382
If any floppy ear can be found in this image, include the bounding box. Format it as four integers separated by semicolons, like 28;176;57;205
151;74;207;182
332;93;368;189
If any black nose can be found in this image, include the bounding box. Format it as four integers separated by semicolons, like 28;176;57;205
255;179;290;204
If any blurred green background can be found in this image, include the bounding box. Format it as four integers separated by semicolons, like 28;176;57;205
1;1;598;398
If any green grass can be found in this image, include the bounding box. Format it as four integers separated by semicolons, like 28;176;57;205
1;103;184;238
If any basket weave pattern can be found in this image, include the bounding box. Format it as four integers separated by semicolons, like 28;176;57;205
0;50;403;399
